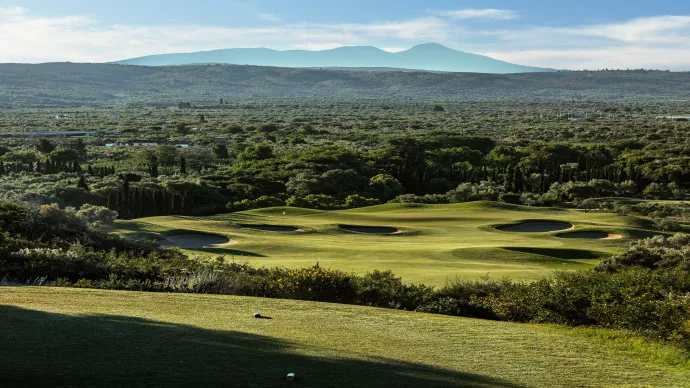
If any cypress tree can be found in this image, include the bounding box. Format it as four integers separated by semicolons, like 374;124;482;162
180;155;187;175
121;177;130;219
513;168;524;192
77;175;90;191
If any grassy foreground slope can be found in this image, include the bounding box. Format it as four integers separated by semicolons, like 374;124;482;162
1;287;688;388
118;202;659;285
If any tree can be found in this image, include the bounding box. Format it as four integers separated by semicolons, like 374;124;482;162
48;148;81;164
345;195;381;209
238;142;274;161
77;176;90;192
180;155;187;174
156;145;179;167
36;139;56;154
212;144;229;159
369;174;404;202
577;198;599;213
77;204;118;225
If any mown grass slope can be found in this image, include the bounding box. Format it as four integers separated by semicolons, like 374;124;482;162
116;202;664;285
1;287;688;388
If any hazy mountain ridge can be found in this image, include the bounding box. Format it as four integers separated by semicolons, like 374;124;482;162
112;44;554;74
0;63;687;107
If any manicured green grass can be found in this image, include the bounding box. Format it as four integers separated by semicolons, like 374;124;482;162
116;201;663;285
1;287;687;388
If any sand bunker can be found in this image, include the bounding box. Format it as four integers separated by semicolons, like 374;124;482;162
338;225;401;235
160;234;232;249
498;221;574;233
239;224;301;233
558;232;623;240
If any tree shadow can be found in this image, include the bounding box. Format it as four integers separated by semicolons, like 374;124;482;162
0;305;524;388
199;247;266;257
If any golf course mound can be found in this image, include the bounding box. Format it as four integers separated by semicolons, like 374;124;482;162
497;221;573;233
338;225;401;235
239;224;301;233
557;231;623;240
160;234;232;249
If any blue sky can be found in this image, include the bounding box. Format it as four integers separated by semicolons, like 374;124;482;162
2;0;690;69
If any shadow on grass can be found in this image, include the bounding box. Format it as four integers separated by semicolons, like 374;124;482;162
503;247;603;260
0;306;523;388
195;247;267;257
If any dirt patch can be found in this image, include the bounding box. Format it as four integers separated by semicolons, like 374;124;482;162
557;232;623;240
239;224;300;233
338;225;401;235
160;234;233;249
498;221;574;233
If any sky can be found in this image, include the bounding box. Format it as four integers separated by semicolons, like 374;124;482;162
2;0;690;70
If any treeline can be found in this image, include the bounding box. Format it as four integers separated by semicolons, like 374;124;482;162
3;134;690;219
1;199;688;347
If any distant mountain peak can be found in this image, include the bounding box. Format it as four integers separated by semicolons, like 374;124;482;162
406;43;453;50
112;44;554;74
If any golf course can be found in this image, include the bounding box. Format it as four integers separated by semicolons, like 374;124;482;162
117;201;664;285
2;286;689;388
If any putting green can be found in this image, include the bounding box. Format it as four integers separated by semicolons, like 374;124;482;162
116;201;666;285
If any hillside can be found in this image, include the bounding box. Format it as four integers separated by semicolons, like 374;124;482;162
0;63;688;106
113;44;552;74
1;287;688;387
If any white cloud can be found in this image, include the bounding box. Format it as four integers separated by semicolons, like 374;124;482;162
482;47;690;71
259;13;282;22
561;16;690;43
0;6;28;17
437;9;518;20
381;47;408;53
290;42;345;51
1;8;690;70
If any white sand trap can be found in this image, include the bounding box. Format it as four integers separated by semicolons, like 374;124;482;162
338;225;401;235
498;221;573;233
557;231;622;240
239;224;300;233
160;234;233;249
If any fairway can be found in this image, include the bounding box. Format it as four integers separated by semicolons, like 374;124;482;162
117;201;663;285
1;287;687;388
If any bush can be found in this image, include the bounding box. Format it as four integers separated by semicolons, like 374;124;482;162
77;204;118;225
344;194;381;209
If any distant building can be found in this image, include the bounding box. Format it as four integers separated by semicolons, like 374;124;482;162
119;140;192;148
53;115;69;120
568;113;588;121
656;116;690;120
110;113;122;119
0;130;122;138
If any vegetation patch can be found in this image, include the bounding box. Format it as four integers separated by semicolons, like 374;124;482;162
497;221;574;233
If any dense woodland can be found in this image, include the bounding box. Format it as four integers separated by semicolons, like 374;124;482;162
1;101;690;218
1;64;689;106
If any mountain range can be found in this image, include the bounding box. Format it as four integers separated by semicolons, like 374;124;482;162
112;44;554;74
